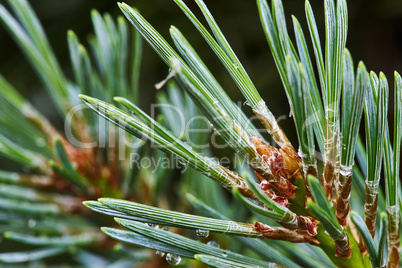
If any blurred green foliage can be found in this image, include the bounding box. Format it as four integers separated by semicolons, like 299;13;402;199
0;0;402;146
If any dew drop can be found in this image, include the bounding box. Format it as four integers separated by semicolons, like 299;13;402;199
196;229;210;238
161;226;169;231
166;253;181;266
340;164;353;177
156;250;166;257
146;223;159;228
28;219;36;227
35;138;46;147
233;62;239;68
207;240;220;248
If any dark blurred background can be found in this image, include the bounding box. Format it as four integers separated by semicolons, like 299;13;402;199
1;0;402;146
